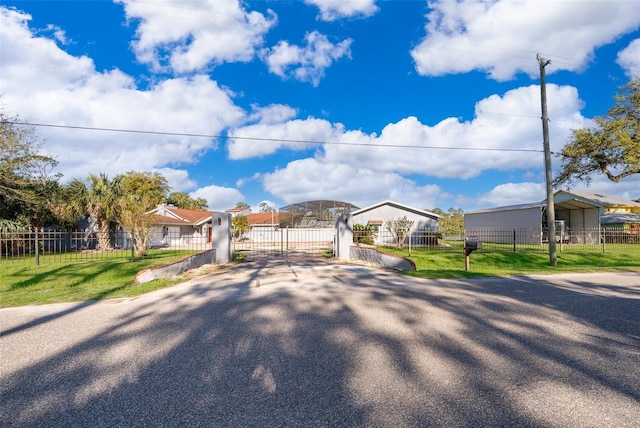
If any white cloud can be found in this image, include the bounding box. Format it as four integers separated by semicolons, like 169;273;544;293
262;158;444;209
320;84;589;179
116;0;276;73
411;0;640;80
467;182;546;209
0;7;96;93
617;38;640;78
189;184;245;212
43;24;68;45
155;168;197;193
230;85;589;176
305;0;379;21
246;104;298;125
227;83;590;208
262;31;352;86
227;116;343;159
0;7;245;184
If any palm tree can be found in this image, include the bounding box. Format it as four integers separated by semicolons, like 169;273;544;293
65;173;123;250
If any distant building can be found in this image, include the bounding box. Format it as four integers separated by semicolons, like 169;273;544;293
225;206;251;217
146;204;213;247
464;189;640;244
556;189;640;229
246;212;280;231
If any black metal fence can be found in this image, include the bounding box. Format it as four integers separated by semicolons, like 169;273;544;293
3;225;638;264
0;230;212;263
355;227;640;253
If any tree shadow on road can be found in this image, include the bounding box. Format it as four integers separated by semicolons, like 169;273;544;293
2;260;639;427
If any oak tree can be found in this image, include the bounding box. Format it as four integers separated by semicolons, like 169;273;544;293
554;77;640;187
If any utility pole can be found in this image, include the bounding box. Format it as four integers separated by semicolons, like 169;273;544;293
537;54;557;266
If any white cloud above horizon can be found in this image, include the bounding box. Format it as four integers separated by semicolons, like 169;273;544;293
304;0;379;21
189;184;245;212
1;2;638;214
411;0;640;81
116;0;277;73
261;31;352;86
231;84;591;207
617;38;640;78
0;7;245;191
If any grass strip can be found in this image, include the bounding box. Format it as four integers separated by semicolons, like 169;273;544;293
381;247;640;279
0;250;200;308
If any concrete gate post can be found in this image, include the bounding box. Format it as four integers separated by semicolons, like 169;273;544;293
210;212;232;263
335;213;353;260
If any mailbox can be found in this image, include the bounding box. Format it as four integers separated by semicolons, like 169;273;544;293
464;236;481;252
464;236;481;270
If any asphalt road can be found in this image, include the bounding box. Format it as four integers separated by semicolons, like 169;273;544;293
1;258;639;427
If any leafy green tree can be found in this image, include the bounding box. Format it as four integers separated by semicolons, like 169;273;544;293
117;171;169;256
166;192;208;210
0;111;60;228
64;173;123;250
120;171;169;204
432;207;464;236
232;214;249;241
258;202;274;213
118;193;158;256
235;201;251;210
554;77;640;187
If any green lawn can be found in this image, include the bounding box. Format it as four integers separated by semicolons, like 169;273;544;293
0;250;203;308
381;246;640;279
2;247;639;308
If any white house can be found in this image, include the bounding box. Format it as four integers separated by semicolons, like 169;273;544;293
351;201;441;246
146;204;214;248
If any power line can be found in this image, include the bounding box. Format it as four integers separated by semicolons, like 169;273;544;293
8;121;543;153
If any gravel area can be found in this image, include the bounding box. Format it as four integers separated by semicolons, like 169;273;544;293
1;258;639;427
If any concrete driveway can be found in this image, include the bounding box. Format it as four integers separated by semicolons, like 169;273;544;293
1;258;639;427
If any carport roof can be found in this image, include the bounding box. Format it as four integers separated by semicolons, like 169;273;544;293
557;189;640;208
554;198;603;210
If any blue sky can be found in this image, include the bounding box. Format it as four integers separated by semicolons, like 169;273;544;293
1;0;639;213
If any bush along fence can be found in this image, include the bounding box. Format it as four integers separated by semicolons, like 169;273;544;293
0;229;212;264
354;227;640;254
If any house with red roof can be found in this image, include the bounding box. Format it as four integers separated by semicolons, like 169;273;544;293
146;204;214;248
246;212;280;229
225;206;251;217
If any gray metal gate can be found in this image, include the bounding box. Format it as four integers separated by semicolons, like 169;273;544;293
232;227;335;260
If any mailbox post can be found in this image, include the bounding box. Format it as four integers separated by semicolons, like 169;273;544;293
464;236;481;271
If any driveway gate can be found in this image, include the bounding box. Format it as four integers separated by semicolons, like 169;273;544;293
232;227;335;259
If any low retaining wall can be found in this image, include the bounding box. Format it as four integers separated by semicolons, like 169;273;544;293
135;250;215;284
349;246;415;271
